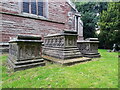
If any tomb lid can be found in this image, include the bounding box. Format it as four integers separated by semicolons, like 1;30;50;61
77;40;99;43
17;34;42;40
85;38;98;41
44;30;78;37
77;41;99;43
9;34;42;43
63;30;77;34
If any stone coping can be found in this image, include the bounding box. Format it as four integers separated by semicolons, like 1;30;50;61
9;34;43;43
17;34;42;40
77;40;99;43
85;38;98;41
44;30;78;37
9;39;43;43
66;0;76;11
45;33;77;37
63;30;77;34
0;42;9;46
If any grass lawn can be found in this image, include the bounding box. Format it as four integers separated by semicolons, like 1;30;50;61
1;49;118;88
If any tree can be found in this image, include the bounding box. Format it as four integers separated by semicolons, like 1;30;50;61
75;2;108;39
98;2;120;49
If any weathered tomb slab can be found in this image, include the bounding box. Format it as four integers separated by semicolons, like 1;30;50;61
8;34;45;71
77;38;101;58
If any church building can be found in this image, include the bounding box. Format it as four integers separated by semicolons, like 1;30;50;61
0;0;83;53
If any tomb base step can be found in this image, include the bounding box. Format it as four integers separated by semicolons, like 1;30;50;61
44;54;82;60
83;53;101;58
42;55;91;65
8;57;44;65
8;58;45;71
43;47;82;59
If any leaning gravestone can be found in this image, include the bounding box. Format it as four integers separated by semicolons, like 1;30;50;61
8;34;45;71
42;30;91;65
77;38;101;58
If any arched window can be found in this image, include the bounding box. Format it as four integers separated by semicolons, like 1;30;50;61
23;0;44;16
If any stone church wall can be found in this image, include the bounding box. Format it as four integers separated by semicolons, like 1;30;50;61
1;0;76;43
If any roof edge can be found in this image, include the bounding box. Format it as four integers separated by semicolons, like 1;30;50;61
66;0;78;12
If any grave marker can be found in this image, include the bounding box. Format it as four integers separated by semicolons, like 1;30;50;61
8;34;45;71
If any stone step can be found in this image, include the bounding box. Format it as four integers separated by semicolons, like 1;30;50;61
8;56;44;65
42;55;91;65
84;54;101;58
84;53;100;55
62;55;83;60
44;53;82;60
43;47;79;51
8;58;45;71
62;50;80;53
62;48;80;51
45;52;81;56
63;52;81;56
15;59;44;65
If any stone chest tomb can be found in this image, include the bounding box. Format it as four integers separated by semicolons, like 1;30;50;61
42;30;91;65
8;35;45;71
77;38;101;58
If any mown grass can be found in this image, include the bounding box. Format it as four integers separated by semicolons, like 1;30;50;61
1;49;118;88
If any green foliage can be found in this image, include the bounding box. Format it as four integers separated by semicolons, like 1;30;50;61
98;2;120;49
74;2;119;49
2;50;118;88
75;2;107;39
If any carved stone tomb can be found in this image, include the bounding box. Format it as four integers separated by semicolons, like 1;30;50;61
77;38;101;58
8;35;45;71
42;30;91;65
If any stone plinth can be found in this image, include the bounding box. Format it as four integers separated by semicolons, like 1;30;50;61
8;34;45;71
42;30;91;65
77;38;101;58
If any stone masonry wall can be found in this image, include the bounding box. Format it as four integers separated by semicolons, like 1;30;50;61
48;1;70;28
1;0;74;43
1;14;65;42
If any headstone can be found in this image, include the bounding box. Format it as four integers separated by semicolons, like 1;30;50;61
77;38;101;58
8;34;45;71
42;30;91;65
112;44;116;52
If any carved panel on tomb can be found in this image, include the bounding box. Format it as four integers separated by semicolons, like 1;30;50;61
9;43;18;58
17;43;41;60
44;36;65;48
77;38;99;55
65;36;77;47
